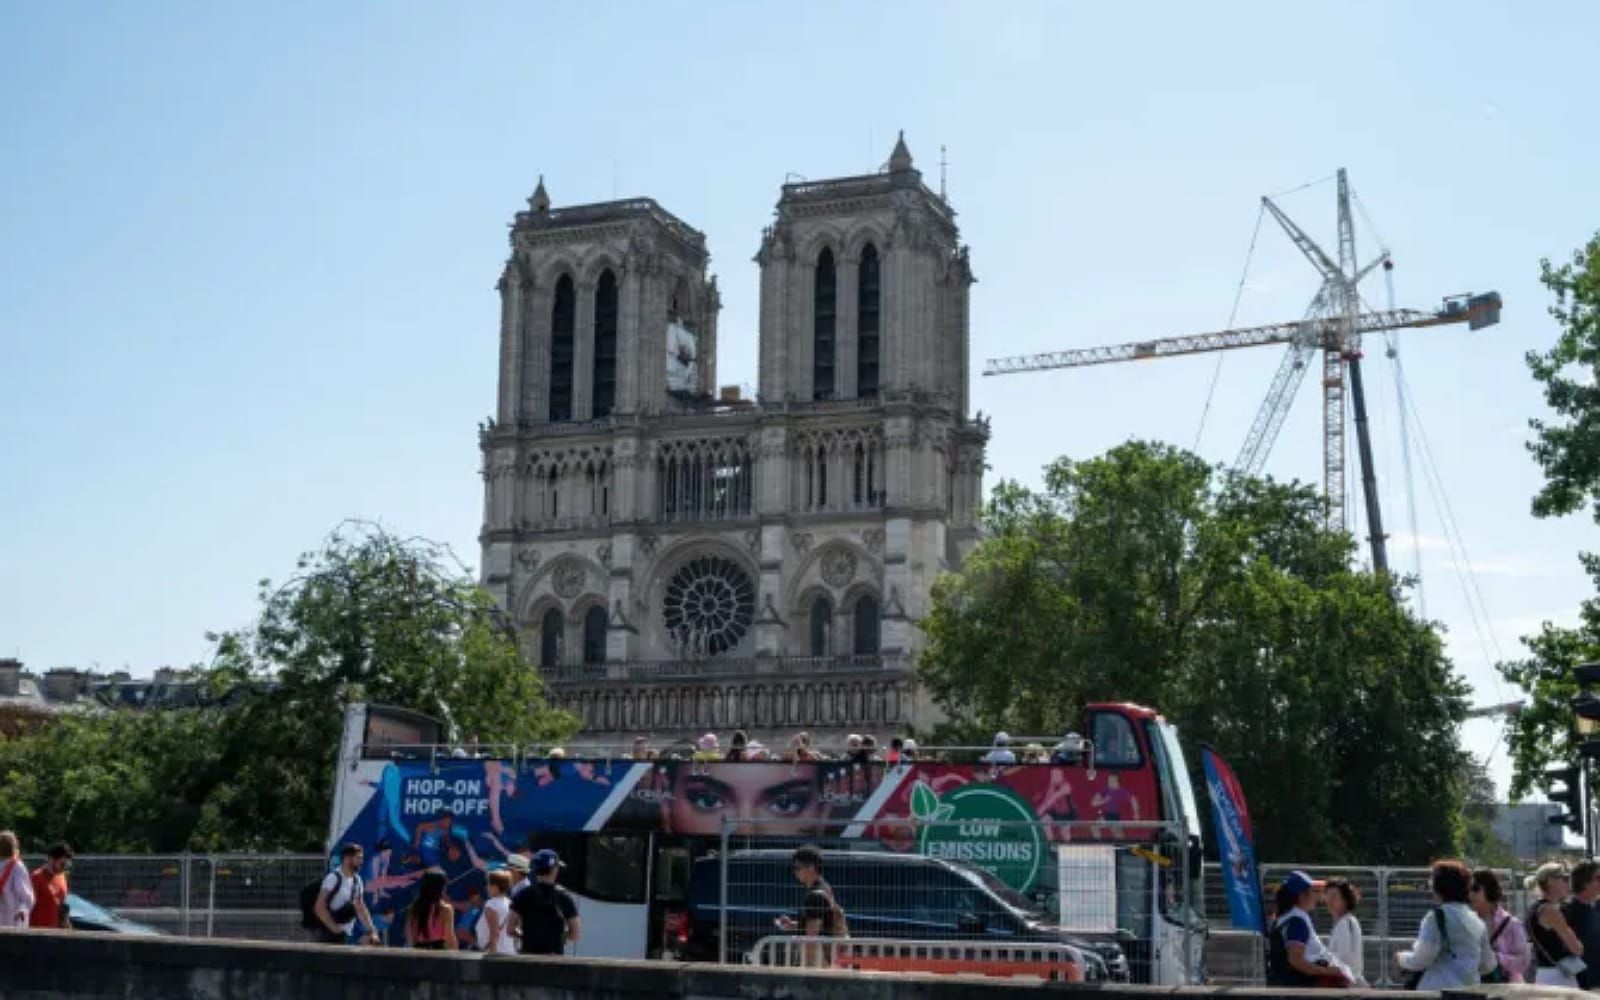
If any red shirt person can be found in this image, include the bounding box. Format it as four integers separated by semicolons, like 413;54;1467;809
29;843;73;929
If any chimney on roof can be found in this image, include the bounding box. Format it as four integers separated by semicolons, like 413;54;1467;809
0;658;20;697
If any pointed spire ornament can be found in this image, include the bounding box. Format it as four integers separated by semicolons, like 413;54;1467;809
528;175;551;213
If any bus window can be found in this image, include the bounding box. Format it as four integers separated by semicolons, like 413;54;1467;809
585;835;648;904
1092;712;1142;766
654;846;690;903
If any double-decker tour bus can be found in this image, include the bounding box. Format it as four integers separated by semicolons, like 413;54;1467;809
326;701;1206;983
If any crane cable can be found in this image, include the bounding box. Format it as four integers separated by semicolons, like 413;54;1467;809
1195;203;1266;452
1384;263;1427;620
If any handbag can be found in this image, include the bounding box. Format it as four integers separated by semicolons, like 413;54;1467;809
1403;906;1449;990
1480;915;1511;984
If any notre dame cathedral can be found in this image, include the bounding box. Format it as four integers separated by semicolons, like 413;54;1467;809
478;135;988;742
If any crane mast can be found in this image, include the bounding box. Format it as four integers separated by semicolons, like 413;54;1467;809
983;169;1503;575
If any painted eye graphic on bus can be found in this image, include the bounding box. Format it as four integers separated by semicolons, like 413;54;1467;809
764;782;813;817
684;781;726;812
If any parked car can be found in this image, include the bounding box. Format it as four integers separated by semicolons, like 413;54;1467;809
66;894;163;935
673;850;1127;981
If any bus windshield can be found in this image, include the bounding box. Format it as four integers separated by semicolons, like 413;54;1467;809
1157;721;1202;841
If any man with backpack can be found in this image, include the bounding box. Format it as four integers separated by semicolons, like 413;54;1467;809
775;845;846;966
303;843;380;945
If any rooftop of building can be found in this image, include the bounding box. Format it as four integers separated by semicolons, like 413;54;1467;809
511;180;708;254
776;132;955;226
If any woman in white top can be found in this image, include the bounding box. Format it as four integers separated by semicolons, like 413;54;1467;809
1323;878;1365;985
475;870;518;955
1396;859;1498;989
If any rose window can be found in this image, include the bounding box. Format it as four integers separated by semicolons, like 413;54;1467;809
662;555;755;657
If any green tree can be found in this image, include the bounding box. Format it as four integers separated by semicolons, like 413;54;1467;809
1500;232;1600;795
1458;757;1519;869
0;523;576;852
921;441;1471;862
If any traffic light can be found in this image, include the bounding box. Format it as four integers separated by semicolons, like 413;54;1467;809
1546;765;1584;833
1572;663;1600;726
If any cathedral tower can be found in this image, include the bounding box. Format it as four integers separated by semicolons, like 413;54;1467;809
480;136;987;741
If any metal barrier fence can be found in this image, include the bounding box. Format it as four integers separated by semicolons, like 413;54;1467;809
20;853;327;941
1201;863;1528;987
748;934;1088;980
717;818;1198;985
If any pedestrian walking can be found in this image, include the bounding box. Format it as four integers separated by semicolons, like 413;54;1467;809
0;831;35;928
774;845;846;966
1395;859;1498;989
28;843;73;930
1526;862;1586;987
405;868;458;951
505;853;532;897
1323;878;1365;985
1266;871;1348;987
311;843;381;945
475;870;517;955
509;849;580;956
1563;860;1600;988
1469;869;1530;983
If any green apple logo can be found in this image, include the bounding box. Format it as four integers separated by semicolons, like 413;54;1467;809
910;780;1045;892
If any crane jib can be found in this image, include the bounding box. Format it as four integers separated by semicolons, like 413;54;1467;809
981;297;1500;377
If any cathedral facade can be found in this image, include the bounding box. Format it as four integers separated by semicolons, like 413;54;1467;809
478;136;987;742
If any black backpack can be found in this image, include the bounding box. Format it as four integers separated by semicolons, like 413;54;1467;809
300;871;350;930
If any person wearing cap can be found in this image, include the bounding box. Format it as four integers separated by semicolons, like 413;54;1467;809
1267;871;1348;987
981;733;1016;765
1526;862;1586;987
508;849;580;955
693;733;721;763
29;843;74;930
504;853;532;898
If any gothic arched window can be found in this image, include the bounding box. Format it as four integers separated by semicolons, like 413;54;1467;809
857;244;880;397
853;594;880;655
809;596;832;657
592;269;618;418
813;248;836;401
540;607;564;668
549;275;576;421
582;605;608;664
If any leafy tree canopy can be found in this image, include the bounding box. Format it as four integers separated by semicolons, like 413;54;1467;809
920;441;1471;862
1501;232;1600;795
0;524;575;852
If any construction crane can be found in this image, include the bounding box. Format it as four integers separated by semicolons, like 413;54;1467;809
1463;700;1523;721
984;169;1503;575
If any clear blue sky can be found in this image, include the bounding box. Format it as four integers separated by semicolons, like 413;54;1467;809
4;1;1595;796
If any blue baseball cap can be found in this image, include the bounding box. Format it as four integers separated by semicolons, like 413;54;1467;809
1281;870;1322;897
532;849;564;874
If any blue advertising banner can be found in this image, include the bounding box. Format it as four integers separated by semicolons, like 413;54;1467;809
1200;745;1264;933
